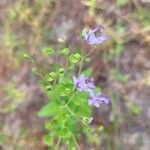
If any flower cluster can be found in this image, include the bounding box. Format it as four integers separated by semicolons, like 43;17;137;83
73;74;109;107
73;26;109;107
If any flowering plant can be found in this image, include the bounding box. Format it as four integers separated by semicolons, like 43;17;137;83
36;27;109;149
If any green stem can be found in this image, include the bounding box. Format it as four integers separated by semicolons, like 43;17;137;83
78;56;84;75
78;48;96;75
56;137;60;150
31;58;44;80
72;135;80;150
65;105;76;117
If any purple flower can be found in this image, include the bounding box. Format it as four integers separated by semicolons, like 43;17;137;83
88;91;109;107
73;74;95;92
84;26;107;45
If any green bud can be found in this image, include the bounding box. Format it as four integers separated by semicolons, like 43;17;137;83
81;28;88;37
42;47;54;56
131;105;141;115
58;38;65;43
60;88;71;97
65;88;71;94
59;68;65;76
84;58;91;62
44;72;56;82
32;67;38;75
61;48;69;55
45;121;51;130
82;116;89;126
69;53;81;63
43;135;53;146
45;85;52;91
99;125;104;132
23;53;30;59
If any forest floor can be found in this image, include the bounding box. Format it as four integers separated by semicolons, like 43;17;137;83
0;0;150;149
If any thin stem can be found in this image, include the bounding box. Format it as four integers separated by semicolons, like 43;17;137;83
56;137;60;150
72;135;80;150
78;56;84;76
31;58;44;80
65;105;76;117
84;47;96;58
78;47;96;75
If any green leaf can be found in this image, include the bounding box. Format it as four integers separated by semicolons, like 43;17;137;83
66;117;77;135
69;92;91;117
38;102;59;117
75;91;89;100
77;101;91;117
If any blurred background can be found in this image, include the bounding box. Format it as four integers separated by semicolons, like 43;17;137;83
0;0;150;149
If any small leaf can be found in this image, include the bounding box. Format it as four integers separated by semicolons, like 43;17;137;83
38;102;59;117
82;68;92;76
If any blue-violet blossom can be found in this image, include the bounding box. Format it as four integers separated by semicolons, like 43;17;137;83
73;74;95;92
88;91;109;108
84;26;107;45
